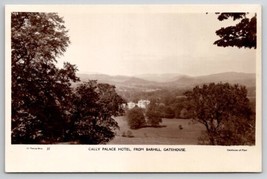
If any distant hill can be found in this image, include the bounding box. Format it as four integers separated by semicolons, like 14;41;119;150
135;73;187;83
77;73;161;90
196;72;255;84
78;73;131;83
76;72;256;89
167;72;256;88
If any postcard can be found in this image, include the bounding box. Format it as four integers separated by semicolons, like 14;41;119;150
5;4;262;172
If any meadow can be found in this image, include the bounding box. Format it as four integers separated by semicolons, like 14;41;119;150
108;116;205;145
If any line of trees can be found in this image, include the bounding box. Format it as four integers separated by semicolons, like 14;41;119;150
122;89;193;120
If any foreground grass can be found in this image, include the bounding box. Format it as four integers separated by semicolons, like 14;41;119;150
108;116;205;145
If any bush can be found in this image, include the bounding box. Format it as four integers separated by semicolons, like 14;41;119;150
122;132;127;137
122;130;134;138
126;130;134;138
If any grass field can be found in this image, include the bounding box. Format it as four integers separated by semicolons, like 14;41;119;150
108;116;206;145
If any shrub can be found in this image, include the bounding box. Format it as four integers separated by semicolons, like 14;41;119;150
126;130;134;138
122;131;126;137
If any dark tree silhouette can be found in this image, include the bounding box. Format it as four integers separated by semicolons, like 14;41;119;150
11;12;127;144
184;83;255;145
11;12;79;144
70;81;125;144
127;107;146;129
214;12;257;49
145;100;162;127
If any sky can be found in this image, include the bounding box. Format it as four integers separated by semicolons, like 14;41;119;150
56;10;256;77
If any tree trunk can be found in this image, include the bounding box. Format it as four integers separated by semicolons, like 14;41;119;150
209;135;215;145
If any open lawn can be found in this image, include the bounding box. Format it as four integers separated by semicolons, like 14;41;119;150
108;116;206;145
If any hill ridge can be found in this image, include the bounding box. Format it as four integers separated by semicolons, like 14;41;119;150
77;72;255;89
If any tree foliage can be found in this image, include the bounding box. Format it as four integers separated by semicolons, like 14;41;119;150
11;12;80;144
11;12;125;145
127;107;146;129
120;88;193;119
145;100;162;126
184;83;255;145
70;81;125;144
214;12;257;49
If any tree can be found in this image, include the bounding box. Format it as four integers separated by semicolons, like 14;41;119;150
70;81;125;144
145;100;162;126
127;107;146;129
214;12;257;49
11;12;79;144
184;83;255;145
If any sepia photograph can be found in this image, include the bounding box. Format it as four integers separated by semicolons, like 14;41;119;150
5;4;262;172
